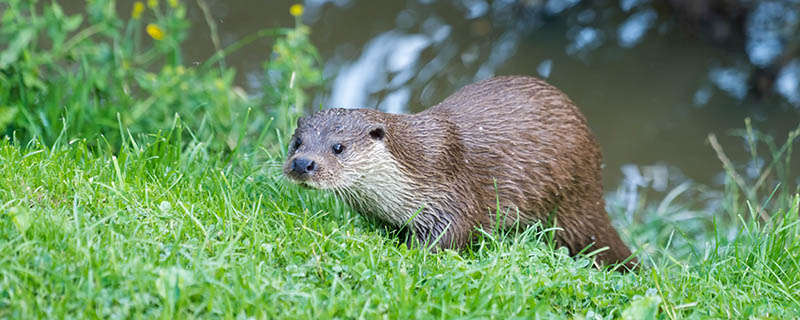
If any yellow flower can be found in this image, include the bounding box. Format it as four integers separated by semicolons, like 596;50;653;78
289;4;303;17
147;0;158;9
168;0;179;8
132;1;145;19
146;24;165;40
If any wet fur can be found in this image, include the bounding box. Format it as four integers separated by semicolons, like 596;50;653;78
285;76;637;270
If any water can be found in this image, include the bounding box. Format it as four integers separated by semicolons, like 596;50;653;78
63;0;800;189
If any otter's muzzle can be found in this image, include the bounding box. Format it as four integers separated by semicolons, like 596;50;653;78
291;157;316;175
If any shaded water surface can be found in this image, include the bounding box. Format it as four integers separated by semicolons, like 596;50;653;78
64;0;800;189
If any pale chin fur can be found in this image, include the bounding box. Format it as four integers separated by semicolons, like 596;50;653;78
288;176;337;190
331;143;423;228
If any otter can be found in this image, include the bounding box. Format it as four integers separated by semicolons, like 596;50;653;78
283;76;637;270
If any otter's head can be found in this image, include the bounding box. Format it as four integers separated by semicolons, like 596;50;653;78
283;108;388;190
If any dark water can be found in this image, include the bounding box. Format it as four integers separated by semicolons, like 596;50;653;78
64;0;800;189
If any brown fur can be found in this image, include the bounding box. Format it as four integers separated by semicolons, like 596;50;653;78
284;76;637;270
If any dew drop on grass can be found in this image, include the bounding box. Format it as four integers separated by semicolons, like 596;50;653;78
159;201;171;213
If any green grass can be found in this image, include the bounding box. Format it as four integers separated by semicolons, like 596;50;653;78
1;129;798;319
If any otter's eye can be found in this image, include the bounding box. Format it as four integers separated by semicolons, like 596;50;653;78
292;138;302;150
332;143;345;155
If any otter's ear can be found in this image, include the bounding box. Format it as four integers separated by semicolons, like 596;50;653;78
369;125;385;140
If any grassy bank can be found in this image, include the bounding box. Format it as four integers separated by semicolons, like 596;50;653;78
2;0;800;318
0;128;799;319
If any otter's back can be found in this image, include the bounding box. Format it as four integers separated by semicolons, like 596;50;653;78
426;76;604;223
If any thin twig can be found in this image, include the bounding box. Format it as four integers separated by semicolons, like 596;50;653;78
708;133;770;221
196;0;224;70
200;28;288;70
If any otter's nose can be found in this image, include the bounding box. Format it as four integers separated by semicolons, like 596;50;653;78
291;157;316;175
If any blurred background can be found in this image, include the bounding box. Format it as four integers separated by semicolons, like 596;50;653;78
55;0;799;190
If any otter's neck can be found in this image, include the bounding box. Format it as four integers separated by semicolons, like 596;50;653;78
336;139;424;227
335;112;460;228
